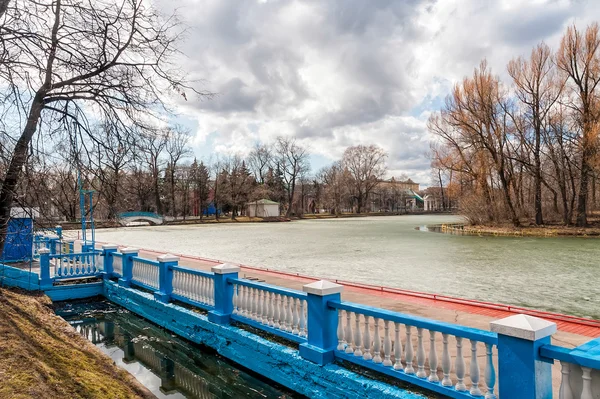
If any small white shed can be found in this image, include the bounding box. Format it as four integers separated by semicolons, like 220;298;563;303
246;199;280;217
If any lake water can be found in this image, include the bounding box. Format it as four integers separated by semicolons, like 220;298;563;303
55;300;301;398
94;215;599;319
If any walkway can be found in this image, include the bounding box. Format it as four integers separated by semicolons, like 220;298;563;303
133;247;598;345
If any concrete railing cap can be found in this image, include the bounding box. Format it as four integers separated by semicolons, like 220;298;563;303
102;244;119;250
211;263;240;274
490;314;556;341
157;253;179;262
119;247;139;254
38;248;51;254
46;234;59;240
303;280;344;296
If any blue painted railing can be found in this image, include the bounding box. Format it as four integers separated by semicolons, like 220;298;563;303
540;339;600;398
330;301;497;398
118;211;163;220
229;277;308;344
51;251;102;280
35;244;600;398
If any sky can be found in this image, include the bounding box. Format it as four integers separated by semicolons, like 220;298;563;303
157;0;600;186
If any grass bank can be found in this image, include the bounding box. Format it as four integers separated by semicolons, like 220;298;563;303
0;287;154;399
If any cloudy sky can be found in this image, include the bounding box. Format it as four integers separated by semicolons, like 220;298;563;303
158;0;600;186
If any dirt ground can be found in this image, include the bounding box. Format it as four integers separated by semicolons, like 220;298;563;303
0;287;155;399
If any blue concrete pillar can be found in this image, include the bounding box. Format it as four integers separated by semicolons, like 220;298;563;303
299;280;344;365
101;244;119;280
39;248;53;288
118;248;138;287
47;234;59;255
154;254;178;303
208;263;240;324
55;225;62;239
490;314;557;399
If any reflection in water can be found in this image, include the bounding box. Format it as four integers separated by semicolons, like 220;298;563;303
57;301;299;399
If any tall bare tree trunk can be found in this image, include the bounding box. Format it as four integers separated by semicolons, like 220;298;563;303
0;94;45;256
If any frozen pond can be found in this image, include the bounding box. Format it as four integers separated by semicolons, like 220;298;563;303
95;215;599;319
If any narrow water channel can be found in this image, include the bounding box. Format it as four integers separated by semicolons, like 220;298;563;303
55;299;301;399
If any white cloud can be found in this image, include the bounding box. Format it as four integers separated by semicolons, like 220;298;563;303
157;0;600;185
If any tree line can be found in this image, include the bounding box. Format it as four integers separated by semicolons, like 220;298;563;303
430;23;600;227
16;126;398;221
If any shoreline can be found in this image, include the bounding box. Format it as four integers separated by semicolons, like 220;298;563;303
40;211;456;230
434;223;600;238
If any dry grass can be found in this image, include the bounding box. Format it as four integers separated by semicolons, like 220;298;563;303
0;287;155;399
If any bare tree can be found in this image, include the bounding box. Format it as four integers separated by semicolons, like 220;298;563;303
165;126;192;217
274;136;310;217
342;145;387;213
248;143;273;184
508;43;563;225
556;23;600;226
0;0;8;18
0;0;207;254
318;161;349;216
136;130;169;215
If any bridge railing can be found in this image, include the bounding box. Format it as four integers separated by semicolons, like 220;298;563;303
58;244;600;399
118;211;162;220
330;301;498;398
228;277;308;343
540;340;600;398
40;247;103;283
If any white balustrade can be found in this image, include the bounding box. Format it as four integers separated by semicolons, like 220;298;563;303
113;255;123;276
557;361;599;399
172;270;214;306
54;254;98;278
132;259;159;289
232;282;308;339
333;309;499;398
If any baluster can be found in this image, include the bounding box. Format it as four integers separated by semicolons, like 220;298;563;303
299;300;306;337
441;333;452;387
373;318;382;363
353;313;363;356
469;340;482;395
484;343;496;399
232;284;238;314
558;362;573;399
202;275;208;303
239;285;246;316
363;315;372;360
416;327;426;378
383;320;392;366
405;325;415;374
345;310;354;354
258;290;265;323
428;331;439;382
263;291;270;324
285;296;293;332
266;292;273;326
273;293;281;328
581;367;593;399
337;310;345;351
251;288;257;320
292;298;300;334
393;322;403;370
209;279;214;305
194;275;199;301
455;337;466;391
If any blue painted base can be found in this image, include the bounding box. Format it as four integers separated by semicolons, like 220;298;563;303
118;278;130;287
0;264;40;290
153;292;170;303
299;342;335;365
45;282;103;301
103;281;426;399
207;310;230;324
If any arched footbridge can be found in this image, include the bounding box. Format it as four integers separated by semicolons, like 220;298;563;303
117;212;164;226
